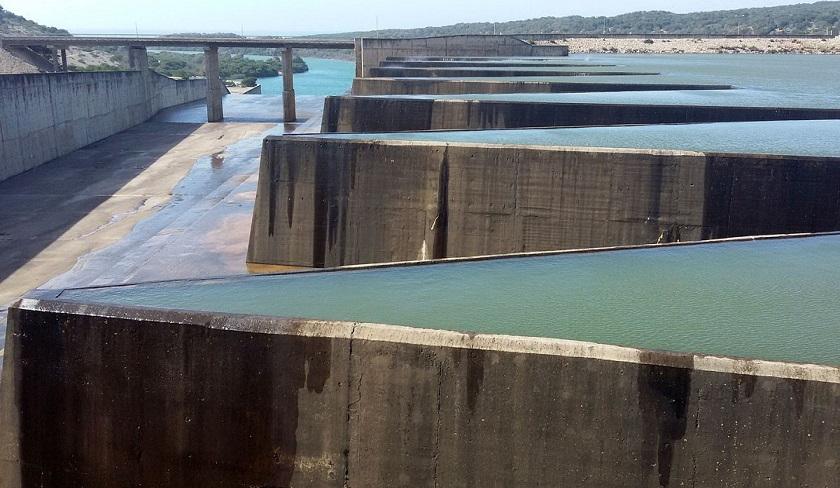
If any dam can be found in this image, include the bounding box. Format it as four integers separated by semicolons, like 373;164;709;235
2;33;839;488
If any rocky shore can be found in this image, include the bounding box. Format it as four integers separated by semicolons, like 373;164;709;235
539;37;840;54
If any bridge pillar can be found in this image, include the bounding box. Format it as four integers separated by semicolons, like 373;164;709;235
60;49;68;72
204;46;224;122
128;46;149;70
282;47;296;122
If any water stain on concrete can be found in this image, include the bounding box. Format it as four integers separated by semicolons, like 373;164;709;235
637;353;692;488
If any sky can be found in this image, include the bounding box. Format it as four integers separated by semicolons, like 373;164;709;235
2;0;808;35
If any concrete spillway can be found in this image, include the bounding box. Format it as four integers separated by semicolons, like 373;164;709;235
248;120;840;268
2;235;839;487
367;67;660;77
322;95;840;132
378;60;617;67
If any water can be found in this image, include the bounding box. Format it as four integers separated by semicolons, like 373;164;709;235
403;54;840;108
258;58;355;96
149;51;355;97
316;119;840;158
60;235;840;366
388;89;840;110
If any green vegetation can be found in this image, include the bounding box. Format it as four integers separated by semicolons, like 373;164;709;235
315;1;840;38
148;51;308;80
0;4;69;35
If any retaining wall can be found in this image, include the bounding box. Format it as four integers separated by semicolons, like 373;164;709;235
322;96;840;132
248;137;840;267
356;35;569;77
1;298;837;487
0;70;206;182
351;77;731;95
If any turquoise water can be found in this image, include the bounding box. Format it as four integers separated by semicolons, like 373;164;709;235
60;235;840;366
408;55;840;108
386;89;840;110
258;58;355;96
316;119;840;158
147;51;355;96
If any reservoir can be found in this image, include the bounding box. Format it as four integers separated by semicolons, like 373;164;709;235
381;88;840;110
257;58;355;96
316;119;840;157
61;234;840;366
384;54;840;108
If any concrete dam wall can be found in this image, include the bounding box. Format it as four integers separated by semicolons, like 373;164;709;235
2;298;837;487
322;96;840;132
355;35;569;77
350;77;731;95
0;71;206;182
247;137;840;268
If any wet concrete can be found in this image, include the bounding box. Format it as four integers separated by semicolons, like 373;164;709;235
0;94;324;354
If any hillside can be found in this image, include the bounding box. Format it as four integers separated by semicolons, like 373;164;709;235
149;50;309;80
316;1;840;38
0;4;68;35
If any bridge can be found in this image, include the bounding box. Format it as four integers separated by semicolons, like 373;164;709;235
0;36;356;122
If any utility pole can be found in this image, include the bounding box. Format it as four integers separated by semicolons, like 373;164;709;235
603;17;607;35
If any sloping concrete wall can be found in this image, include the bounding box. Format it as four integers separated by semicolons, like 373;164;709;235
0;71;206;182
248;137;840;267
350;77;730;95
355;35;569;77
322;96;840;132
2;299;838;487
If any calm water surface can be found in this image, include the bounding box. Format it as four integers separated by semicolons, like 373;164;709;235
406;54;840;109
317;119;840;157
62;235;840;366
257;58;355;96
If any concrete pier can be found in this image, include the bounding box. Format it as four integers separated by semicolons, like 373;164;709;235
204;46;223;122
127;46;149;70
282;47;296;122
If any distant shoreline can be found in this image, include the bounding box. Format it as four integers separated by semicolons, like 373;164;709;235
537;36;840;54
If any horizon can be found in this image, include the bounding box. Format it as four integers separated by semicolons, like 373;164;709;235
1;0;818;36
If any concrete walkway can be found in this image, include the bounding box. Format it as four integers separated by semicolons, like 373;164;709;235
0;94;325;354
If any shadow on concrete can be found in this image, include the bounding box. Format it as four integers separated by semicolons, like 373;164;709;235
0;122;202;293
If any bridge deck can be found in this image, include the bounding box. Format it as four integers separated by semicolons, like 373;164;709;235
0;36;355;50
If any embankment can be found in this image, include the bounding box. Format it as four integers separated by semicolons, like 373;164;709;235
0;70;206;181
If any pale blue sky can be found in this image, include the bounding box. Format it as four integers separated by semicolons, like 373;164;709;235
3;0;804;35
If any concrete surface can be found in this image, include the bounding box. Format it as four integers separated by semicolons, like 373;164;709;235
227;85;262;95
356;36;569;77
0;95;325;353
322;95;840;132
0;71;206;181
1;298;837;487
248;137;840;267
351;77;731;95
